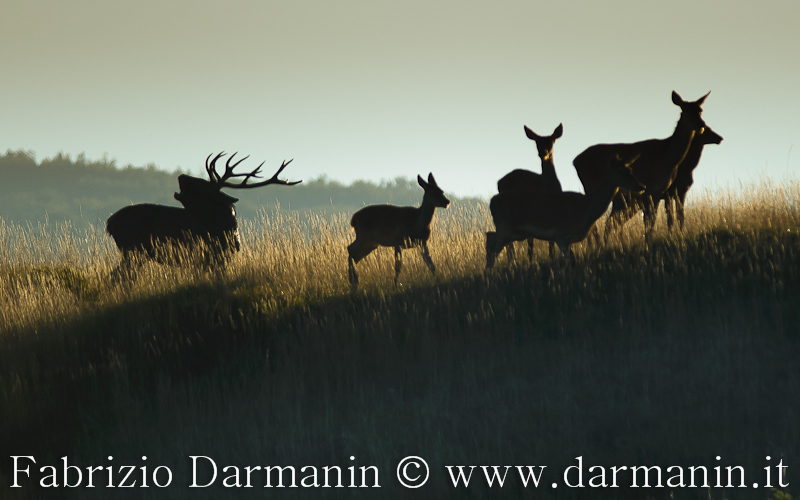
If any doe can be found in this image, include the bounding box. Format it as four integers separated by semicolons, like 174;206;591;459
496;123;564;260
658;125;723;231
573;91;709;243
487;156;644;269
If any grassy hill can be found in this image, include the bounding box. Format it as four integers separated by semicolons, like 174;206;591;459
1;182;799;499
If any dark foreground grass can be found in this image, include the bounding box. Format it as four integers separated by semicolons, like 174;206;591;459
1;227;799;499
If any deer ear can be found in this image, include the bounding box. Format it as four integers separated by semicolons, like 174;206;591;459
552;123;563;139
672;90;685;106
427;173;437;187
524;125;540;141
220;192;239;204
418;175;428;189
695;91;710;106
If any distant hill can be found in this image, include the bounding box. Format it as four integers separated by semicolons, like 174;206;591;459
0;150;474;229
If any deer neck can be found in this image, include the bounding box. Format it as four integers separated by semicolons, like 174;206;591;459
413;196;438;233
580;177;625;231
670;114;699;158
681;139;707;173
540;155;562;192
653;115;698;192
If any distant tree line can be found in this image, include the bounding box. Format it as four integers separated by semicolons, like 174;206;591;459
0;150;474;229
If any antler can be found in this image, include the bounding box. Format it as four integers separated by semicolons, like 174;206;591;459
205;152;302;189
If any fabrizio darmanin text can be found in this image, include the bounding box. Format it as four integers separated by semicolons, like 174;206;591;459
8;455;789;490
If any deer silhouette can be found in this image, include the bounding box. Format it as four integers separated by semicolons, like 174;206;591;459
347;173;450;291
496;123;564;260
573;91;709;243
106;152;301;273
658;125;723;231
487;155;644;269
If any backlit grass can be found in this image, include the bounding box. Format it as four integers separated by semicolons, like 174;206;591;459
1;182;799;499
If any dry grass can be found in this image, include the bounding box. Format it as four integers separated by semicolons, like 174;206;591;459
1;182;800;499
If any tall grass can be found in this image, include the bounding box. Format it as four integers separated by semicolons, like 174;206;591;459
1;182;800;499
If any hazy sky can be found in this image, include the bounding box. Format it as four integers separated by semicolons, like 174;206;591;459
2;0;799;197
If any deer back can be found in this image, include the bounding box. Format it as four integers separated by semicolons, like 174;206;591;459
106;204;211;254
497;169;542;193
491;191;589;234
574;91;708;197
351;205;430;247
574;141;658;196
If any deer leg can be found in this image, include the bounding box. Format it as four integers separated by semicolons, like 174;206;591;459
486;232;498;269
665;194;676;232
677;191;687;232
643;196;657;243
604;203;637;245
586;224;601;248
527;238;535;261
394;246;403;286
505;242;516;262
347;238;367;291
348;256;359;291
557;241;574;268
109;264;125;284
604;196;626;245
547;241;556;260
603;210;625;244
420;243;436;276
109;250;140;284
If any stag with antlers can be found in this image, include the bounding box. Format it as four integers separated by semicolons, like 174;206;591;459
106;152;301;273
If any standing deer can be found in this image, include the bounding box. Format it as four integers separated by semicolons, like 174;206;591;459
572;91;709;243
106;152;301;272
347;173;450;291
486;155;644;269
496;123;563;260
658;125;723;231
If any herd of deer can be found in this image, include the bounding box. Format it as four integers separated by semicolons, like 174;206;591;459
105;91;721;290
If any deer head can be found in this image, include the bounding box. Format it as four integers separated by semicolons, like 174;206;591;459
175;152;300;209
418;173;450;209
672;90;709;133
524;123;563;161
612;154;646;194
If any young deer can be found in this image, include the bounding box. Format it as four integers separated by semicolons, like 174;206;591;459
658;125;723;231
347;173;450;291
573;91;709;243
496;123;563;260
486;156;644;269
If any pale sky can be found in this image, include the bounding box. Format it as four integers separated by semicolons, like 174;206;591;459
2;0;798;197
